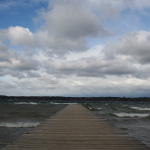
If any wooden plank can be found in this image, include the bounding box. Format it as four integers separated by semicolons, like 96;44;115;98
2;104;150;150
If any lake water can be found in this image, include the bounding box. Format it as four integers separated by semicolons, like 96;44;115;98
91;101;150;148
0;101;150;149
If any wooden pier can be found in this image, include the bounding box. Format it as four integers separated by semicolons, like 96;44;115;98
2;104;150;150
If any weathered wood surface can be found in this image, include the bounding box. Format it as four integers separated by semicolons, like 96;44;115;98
2;104;150;150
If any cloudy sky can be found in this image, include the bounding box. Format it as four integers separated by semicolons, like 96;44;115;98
1;0;150;97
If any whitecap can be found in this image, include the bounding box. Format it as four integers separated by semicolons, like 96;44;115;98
96;108;102;110
14;102;38;105
114;112;149;118
130;107;150;111
0;122;40;128
50;102;77;105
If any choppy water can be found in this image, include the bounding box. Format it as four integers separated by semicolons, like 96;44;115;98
0;122;40;128
0;101;150;149
0;102;67;149
91;102;150;148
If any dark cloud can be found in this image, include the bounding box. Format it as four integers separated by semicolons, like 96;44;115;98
2;82;16;89
36;0;111;55
49;57;135;77
46;0;110;39
1;0;150;96
0;42;39;78
0;42;16;63
117;31;150;64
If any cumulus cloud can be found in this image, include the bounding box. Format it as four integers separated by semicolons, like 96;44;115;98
0;0;112;55
35;0;111;55
45;0;109;39
117;31;150;64
0;42;39;78
0;26;35;47
36;30;89;55
1;0;150;96
0;42;14;62
2;28;150;80
44;29;150;78
44;52;135;77
35;0;150;56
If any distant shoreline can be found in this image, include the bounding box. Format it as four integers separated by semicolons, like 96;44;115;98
0;95;150;102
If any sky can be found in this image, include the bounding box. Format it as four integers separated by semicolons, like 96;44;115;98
1;0;150;97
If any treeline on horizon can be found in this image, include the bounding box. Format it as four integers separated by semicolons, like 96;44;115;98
0;95;150;102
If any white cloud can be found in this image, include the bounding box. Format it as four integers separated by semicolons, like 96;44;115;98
0;26;35;47
0;42;39;78
1;28;150;96
7;26;35;46
1;0;150;96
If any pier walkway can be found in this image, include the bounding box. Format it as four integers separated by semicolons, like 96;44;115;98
3;104;150;150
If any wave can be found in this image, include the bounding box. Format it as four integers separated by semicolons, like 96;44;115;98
114;112;149;118
14;102;38;105
96;108;102;110
0;122;40;128
14;102;76;105
130;107;150;111
49;102;77;105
